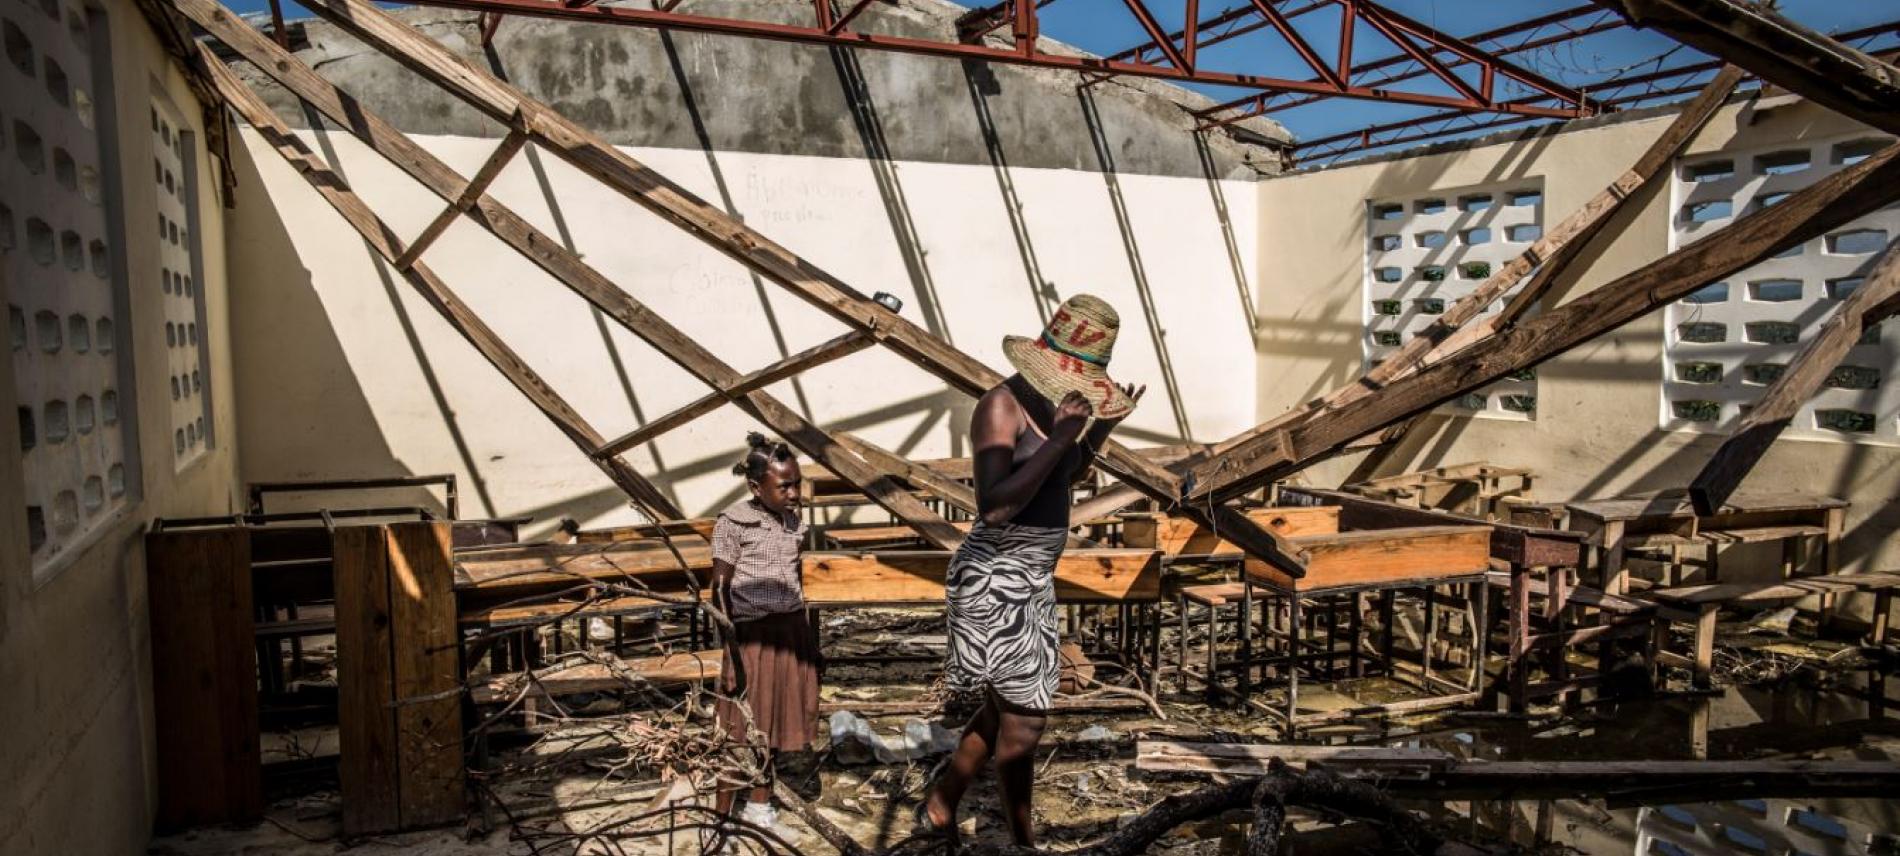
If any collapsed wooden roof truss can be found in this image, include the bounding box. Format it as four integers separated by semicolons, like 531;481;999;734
134;0;1900;577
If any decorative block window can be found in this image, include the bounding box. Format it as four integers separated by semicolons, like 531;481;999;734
151;94;211;467
1365;179;1543;420
1665;133;1899;442
5;3;135;573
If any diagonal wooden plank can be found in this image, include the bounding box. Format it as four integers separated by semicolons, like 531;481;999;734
267;0;1308;574
1184;141;1900;501
832;431;979;515
393;125;528;270
592;330;872;459
181;0;965;549
198;49;685;521
1687;238;1900;514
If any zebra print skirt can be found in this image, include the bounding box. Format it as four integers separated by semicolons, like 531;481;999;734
943;520;1069;712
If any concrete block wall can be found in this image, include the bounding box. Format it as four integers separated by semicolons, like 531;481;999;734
0;0;244;852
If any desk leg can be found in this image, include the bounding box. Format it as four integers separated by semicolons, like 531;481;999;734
1325;598;1342;681
1822;508;1846;614
1239;581;1254;700
1690;696;1710;760
1380;591;1397;676
1422;585;1438;686
1206;601;1219;700
1149;603;1162;693
1470;577;1490;694
1285;594;1302;741
1871;589;1892;648
1693;603;1719;690
1177;593;1189;695
1604;521;1629;596
1509;566;1530;714
1350;592;1366;678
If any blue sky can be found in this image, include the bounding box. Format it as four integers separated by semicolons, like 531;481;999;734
229;0;1894;154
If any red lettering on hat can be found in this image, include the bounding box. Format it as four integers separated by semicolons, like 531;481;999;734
1093;380;1117;398
1067;321;1107;349
1057;355;1088;375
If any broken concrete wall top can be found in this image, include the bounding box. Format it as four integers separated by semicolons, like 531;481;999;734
226;0;1293;180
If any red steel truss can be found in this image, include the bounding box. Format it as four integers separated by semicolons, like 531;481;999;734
1294;18;1900;164
427;0;1599;121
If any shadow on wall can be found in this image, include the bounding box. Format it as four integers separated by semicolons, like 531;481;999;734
224;131;419;510
481;40;687;514
1076;83;1195;441
224;122;651;528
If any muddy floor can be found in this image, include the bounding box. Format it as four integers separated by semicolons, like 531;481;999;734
150;602;1900;855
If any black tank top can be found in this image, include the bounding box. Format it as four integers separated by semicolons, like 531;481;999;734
1003;378;1084;529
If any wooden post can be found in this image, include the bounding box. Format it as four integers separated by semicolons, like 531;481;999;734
148;527;262;829
334;522;465;835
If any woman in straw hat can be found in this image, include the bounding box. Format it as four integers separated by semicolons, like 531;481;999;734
918;294;1144;847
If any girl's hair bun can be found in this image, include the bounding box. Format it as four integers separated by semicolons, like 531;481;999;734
734;433;794;480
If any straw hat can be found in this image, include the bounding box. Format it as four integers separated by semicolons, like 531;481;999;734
1001;294;1134;420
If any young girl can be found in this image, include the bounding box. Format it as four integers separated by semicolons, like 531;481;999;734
710;433;820;835
921;294;1144;847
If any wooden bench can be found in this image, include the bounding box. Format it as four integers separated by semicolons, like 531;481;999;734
1647;572;1900;688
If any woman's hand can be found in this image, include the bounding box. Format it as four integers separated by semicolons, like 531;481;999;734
1053;390;1093;440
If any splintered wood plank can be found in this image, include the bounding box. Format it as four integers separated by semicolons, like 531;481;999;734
1247;526;1491;591
454;536;713;592
468;650;723;705
384;522;465;829
1136;741;1454;775
1120;506;1340;556
459;595;681;628
147;527;261;830
574;519;718;544
332;524;400;836
825;521;977;548
802;549;1161;605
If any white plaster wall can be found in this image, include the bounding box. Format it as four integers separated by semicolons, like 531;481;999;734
228;129;1259;530
1254;97;1900;595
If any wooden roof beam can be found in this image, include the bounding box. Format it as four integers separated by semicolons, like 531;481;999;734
179;0;965;549
1184;141;1900;501
267;0;1309;575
